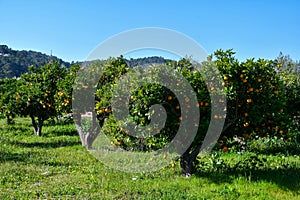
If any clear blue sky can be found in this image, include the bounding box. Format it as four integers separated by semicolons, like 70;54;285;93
1;0;299;62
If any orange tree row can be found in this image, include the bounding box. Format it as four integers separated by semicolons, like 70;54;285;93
91;51;297;175
0;61;79;136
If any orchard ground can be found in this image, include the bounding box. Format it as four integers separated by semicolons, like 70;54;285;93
0;117;299;199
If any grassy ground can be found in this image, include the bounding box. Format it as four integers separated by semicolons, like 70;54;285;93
0;118;299;199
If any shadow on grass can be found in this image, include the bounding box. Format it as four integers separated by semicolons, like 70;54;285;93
43;129;79;137
0;151;36;163
194;165;300;192
9;139;82;149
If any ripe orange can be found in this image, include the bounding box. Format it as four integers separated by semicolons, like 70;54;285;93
248;87;254;92
279;130;284;134
243;79;247;83
244;113;249;117
274;91;279;95
224;76;229;81
223;146;228;152
240;74;244;78
257;78;262;82
246;99;252;103
222;82;227;86
167;96;173;101
243;122;249;127
178;116;183;121
105;108;110;113
175;105;180;110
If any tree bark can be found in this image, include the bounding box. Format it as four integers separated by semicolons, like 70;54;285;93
6;115;13;125
30;115;44;136
75;113;99;149
180;144;202;177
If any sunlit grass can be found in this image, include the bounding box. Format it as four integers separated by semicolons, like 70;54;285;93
0;117;299;199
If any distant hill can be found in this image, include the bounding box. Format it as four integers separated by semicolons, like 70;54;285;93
0;45;70;78
0;45;172;79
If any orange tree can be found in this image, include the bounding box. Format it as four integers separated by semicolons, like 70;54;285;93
0;78;19;124
214;49;291;149
93;57;221;176
92;51;292;175
55;63;81;116
273;53;300;132
15;61;68;136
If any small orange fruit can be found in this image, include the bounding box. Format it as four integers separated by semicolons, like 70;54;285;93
246;99;252;103
167;96;173;101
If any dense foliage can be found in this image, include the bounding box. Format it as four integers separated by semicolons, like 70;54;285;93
0;49;299;175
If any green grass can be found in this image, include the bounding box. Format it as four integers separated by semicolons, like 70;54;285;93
0;118;299;199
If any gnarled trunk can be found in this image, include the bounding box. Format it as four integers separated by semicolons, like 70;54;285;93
76;123;99;149
74;112;100;149
180;145;201;177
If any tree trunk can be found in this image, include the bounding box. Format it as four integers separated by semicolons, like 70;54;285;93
74;113;99;149
76;123;99;149
6;115;13;125
180;145;201;177
30;115;44;136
